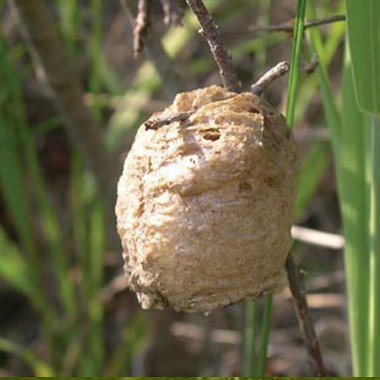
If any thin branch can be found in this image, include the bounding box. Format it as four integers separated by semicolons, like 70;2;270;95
249;14;345;34
120;0;186;98
144;111;192;130
160;0;183;26
293;127;330;143
185;0;241;92
285;255;327;376
12;0;119;250
251;61;290;95
133;0;150;57
291;225;344;250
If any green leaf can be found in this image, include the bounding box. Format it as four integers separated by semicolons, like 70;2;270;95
346;0;380;114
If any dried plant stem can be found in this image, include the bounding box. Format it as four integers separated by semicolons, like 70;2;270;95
185;0;241;92
249;14;345;34
144;111;192;130
285;255;327;376
251;61;290;95
133;0;149;57
12;0;119;249
120;0;186;98
160;0;183;26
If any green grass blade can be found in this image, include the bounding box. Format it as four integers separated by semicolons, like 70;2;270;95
256;295;273;376
295;142;330;220
286;0;307;128
345;0;380;375
307;1;374;374
306;1;341;149
243;300;258;375
0;228;39;305
368;116;380;375
346;0;380;114
340;58;371;376
56;0;79;57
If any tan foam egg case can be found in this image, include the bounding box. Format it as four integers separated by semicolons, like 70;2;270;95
116;85;296;313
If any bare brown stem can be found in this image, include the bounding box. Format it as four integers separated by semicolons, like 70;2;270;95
185;0;241;92
12;0;119;250
144;111;192;130
249;14;345;34
285;255;327;376
251;61;290;95
160;0;183;26
120;0;186;99
133;0;150;57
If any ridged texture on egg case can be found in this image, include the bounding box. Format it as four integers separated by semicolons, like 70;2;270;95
116;85;296;313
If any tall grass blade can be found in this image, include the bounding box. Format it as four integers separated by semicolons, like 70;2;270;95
286;0;307;128
340;58;371;376
306;2;341;151
346;0;380;375
345;0;380;114
56;0;79;57
368;116;380;375
256;295;273;376
307;1;373;374
243;301;258;375
295;143;329;220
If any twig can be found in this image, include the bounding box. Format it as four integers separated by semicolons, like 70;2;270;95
144;111;192;130
291;225;344;250
249;14;345;34
185;0;241;92
120;0;187;98
12;0;120;250
160;0;183;26
101;273;129;305
251;61;290;95
294;127;330;143
285;255;327;376
133;0;150;57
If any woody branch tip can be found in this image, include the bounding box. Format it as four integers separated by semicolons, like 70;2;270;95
185;0;241;92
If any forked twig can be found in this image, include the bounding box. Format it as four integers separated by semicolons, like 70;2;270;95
285;255;327;376
185;0;241;92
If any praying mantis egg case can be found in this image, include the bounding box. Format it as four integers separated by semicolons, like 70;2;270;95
115;85;296;313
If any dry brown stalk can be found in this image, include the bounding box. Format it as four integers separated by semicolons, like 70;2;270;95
249;14;345;35
160;0;183;26
133;0;150;57
185;0;241;92
285;255;327;376
119;0;187;99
